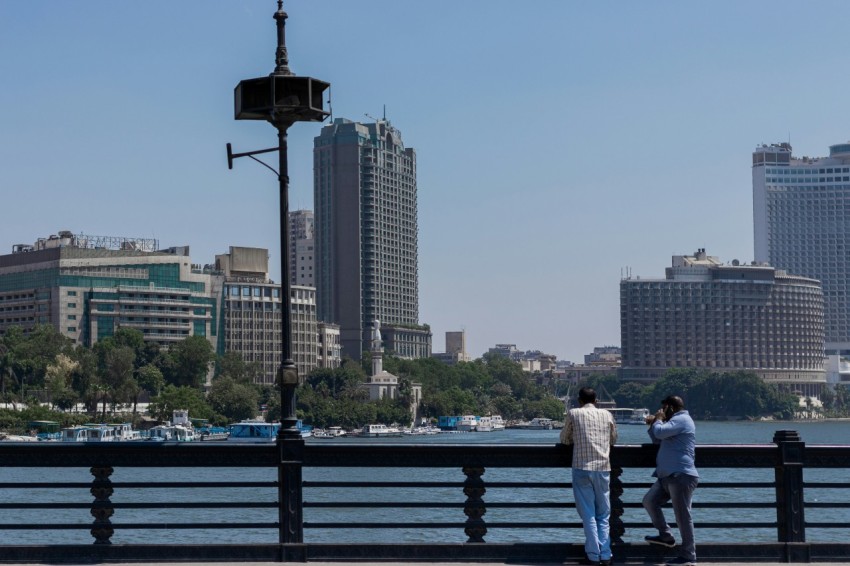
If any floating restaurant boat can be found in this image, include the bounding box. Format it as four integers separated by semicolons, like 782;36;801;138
227;420;312;442
61;424;119;442
228;421;279;442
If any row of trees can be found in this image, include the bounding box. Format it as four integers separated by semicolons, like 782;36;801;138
4;324;842;435
579;368;804;420
296;352;566;429
0;325;274;430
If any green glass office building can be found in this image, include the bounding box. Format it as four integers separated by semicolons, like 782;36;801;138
0;235;219;350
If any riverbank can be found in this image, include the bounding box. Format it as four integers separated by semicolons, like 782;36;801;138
5;562;843;566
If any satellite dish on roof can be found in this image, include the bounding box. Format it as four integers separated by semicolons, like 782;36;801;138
732;259;740;266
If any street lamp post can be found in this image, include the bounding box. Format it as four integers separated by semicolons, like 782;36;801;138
228;1;329;547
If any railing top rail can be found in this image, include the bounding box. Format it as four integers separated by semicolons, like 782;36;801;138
0;441;845;468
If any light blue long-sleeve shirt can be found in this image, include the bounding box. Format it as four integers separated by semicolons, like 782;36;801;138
648;409;699;478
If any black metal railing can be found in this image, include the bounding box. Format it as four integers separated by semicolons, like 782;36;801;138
0;430;847;563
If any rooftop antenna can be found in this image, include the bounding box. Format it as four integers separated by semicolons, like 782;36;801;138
383;104;386;120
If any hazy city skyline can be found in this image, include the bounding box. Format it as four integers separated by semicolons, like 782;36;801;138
3;1;850;362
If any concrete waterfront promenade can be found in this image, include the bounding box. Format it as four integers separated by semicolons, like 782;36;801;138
10;562;846;566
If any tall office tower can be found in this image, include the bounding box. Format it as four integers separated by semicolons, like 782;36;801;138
314;117;430;360
288;210;315;287
753;142;850;369
0;231;219;350
215;246;319;384
620;249;825;397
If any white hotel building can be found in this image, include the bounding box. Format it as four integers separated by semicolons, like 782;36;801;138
753;142;850;383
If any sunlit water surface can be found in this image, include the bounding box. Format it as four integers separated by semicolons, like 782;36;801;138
2;420;847;545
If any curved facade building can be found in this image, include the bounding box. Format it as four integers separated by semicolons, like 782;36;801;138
620;249;825;396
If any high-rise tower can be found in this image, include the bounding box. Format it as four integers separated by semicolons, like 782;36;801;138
753;142;850;361
288;210;314;287
314;117;428;360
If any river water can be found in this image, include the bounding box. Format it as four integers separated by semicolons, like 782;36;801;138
1;420;847;546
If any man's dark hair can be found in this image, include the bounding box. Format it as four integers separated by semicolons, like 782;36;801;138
661;395;685;411
578;387;597;404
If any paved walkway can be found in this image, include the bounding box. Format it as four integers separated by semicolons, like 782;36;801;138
8;563;847;566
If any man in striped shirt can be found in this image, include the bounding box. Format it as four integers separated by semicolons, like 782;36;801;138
560;387;618;566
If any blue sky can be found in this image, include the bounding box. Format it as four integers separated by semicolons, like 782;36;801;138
2;1;850;362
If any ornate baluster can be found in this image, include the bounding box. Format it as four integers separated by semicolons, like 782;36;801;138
463;466;487;543
609;465;625;545
90;466;114;545
773;429;806;560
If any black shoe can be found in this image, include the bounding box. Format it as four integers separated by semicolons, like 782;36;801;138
645;534;676;548
600;559;612;566
665;558;696;566
578;559;600;566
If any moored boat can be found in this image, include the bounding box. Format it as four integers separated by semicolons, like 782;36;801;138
606;407;651;425
438;416;461;431
144;422;195;442
357;424;403;438
227;419;312;442
455;415;478;432
61;424;119;442
628;408;650;424
313;426;347;439
404;425;440;435
29;420;61;441
509;417;554;430
198;426;230;441
490;415;506;430
111;422;142;441
0;432;38;442
228;421;279;442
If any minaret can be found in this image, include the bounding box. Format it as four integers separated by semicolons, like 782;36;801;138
371;319;383;377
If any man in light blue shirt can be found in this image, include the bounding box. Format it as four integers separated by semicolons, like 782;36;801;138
643;395;699;566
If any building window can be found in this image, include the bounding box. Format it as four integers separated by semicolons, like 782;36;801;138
67;290;77;297
67;327;76;332
68;315;77;321
67;303;76;308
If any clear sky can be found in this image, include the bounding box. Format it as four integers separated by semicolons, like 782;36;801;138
2;1;850;362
